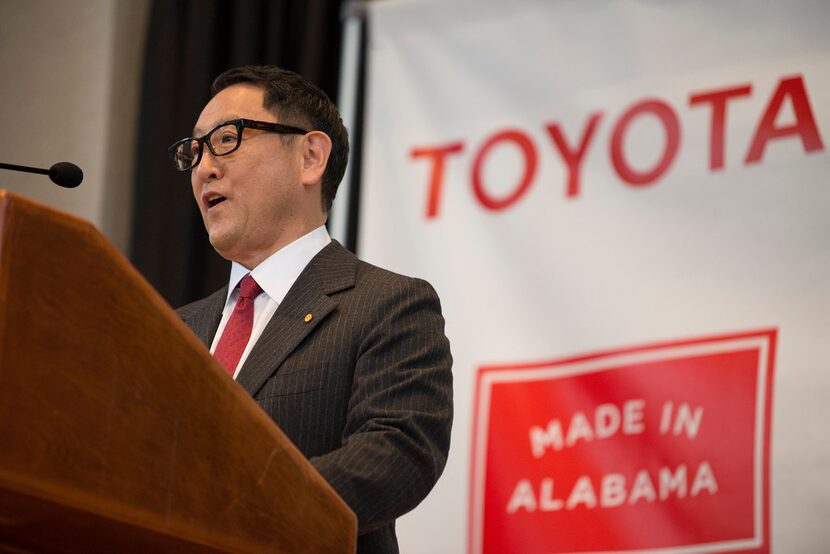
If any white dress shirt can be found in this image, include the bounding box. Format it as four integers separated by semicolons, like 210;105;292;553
209;225;331;378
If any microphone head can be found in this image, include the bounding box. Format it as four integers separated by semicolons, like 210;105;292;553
49;162;83;188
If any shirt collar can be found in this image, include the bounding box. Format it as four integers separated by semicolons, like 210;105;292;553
226;225;331;305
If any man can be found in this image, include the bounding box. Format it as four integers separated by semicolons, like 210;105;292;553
171;65;453;553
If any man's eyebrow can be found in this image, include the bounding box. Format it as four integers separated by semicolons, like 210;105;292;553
192;116;241;137
192;123;213;137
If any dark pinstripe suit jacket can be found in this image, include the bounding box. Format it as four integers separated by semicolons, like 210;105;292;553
177;240;453;553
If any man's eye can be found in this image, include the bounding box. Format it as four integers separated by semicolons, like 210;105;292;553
219;132;238;144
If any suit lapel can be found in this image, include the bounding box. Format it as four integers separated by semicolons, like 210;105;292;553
180;286;227;347
235;241;356;398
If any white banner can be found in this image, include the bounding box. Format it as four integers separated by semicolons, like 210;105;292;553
358;1;830;552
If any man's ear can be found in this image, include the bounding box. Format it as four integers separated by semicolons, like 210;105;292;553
299;131;332;186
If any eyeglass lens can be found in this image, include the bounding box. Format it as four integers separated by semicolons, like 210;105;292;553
173;122;241;170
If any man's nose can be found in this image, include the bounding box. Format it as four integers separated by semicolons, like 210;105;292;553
193;146;223;181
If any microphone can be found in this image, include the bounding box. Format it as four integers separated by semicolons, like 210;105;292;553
0;161;84;188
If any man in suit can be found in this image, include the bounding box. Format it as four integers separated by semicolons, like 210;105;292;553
172;65;453;553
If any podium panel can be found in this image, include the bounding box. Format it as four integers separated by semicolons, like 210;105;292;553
0;191;356;553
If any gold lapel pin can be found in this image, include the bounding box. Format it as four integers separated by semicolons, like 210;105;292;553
304;313;313;323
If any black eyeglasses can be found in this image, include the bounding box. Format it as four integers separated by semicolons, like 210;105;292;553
168;118;308;171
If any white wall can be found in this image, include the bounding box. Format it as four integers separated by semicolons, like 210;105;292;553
0;0;150;253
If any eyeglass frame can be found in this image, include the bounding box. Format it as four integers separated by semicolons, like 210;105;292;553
168;118;309;171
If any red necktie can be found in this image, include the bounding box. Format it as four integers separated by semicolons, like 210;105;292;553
214;274;263;376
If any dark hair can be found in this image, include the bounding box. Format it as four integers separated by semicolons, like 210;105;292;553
212;65;349;212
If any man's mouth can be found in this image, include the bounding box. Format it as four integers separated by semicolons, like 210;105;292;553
205;194;227;208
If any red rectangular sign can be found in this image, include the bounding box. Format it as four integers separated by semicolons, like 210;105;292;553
469;329;776;554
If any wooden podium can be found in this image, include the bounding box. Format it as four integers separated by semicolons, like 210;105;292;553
0;191;356;552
